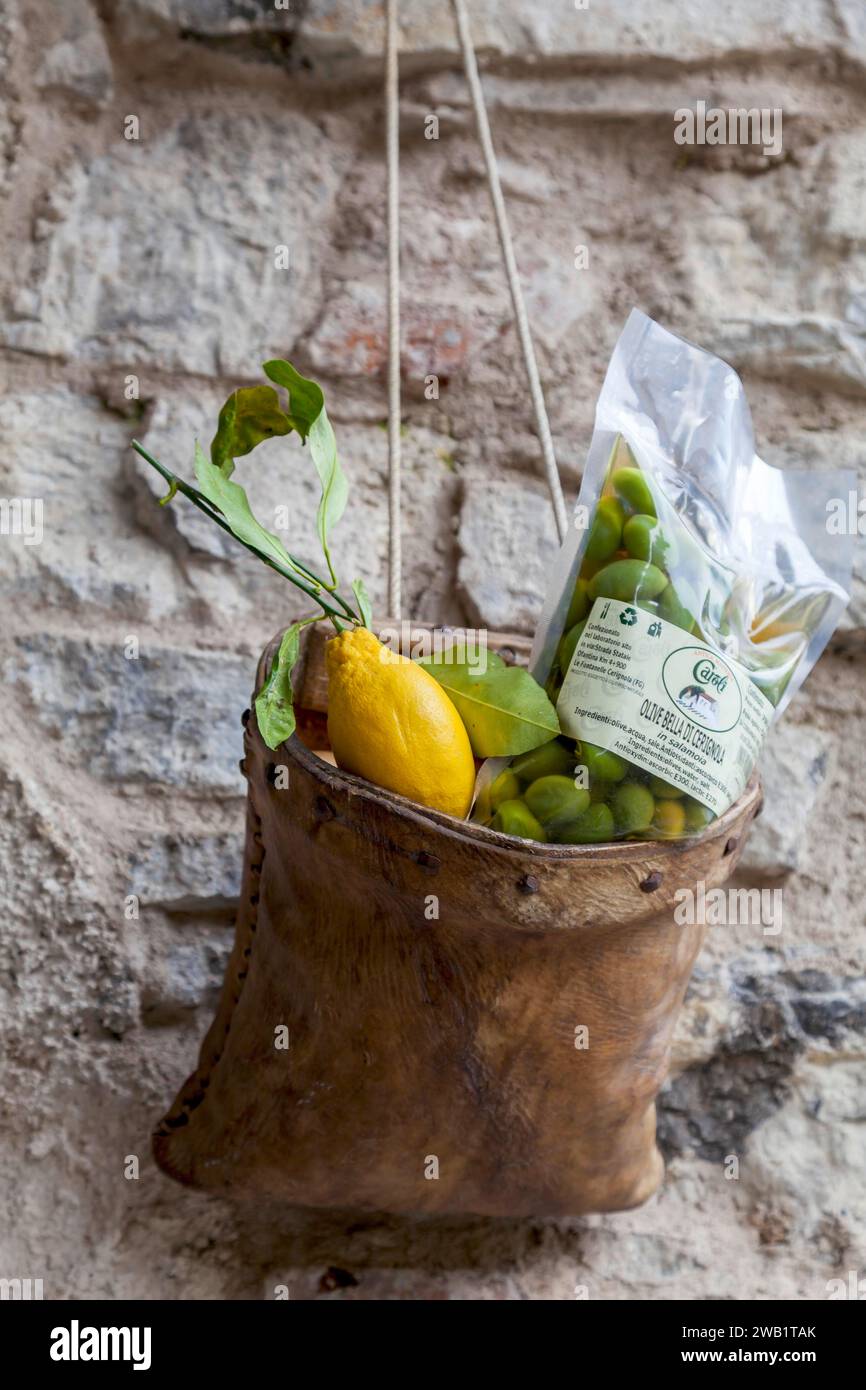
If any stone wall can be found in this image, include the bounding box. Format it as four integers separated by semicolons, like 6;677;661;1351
0;0;864;1300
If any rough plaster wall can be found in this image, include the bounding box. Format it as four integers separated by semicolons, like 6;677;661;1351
0;0;864;1300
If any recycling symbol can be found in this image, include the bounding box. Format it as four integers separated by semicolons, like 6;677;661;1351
620;606;639;627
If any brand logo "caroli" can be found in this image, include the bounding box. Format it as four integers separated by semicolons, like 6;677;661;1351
662;646;742;731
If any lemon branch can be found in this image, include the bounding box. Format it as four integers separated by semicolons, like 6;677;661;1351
132;441;360;632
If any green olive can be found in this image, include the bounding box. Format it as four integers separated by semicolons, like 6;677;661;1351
611;780;656;834
747;657;791;710
612;466;656;518
622;514;671;568
525;775;591;827
683;797;714;832
551;802;615;844
588;559;668;603
557;619;587;674
753;676;787;709
652;799;687;838
512;738;576;783
649;775;684;798
588;778;614;803
565;578;591;629
576;739;628;782
489;769;521;811
492;798;547;842
658;582;697;633
585;496;625;564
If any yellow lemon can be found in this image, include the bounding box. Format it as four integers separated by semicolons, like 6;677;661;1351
326;626;475;819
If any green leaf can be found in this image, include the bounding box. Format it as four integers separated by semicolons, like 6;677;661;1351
352;578;372;629
193;442;298;574
419;661;560;757
255;624;303;750
263;359;347;586
210;385;291;475
309;408;348;585
422;645;505;670
263;360;324;439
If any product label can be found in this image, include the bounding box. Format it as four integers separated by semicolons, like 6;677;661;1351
556;599;773;815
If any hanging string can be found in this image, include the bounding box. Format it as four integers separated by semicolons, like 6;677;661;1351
383;0;568;618
385;0;402;618
449;0;568;542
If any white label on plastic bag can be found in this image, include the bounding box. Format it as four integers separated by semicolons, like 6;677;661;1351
556;599;773;816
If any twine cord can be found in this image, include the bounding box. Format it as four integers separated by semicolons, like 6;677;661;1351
384;0;568;623
386;0;403;618
449;0;568;542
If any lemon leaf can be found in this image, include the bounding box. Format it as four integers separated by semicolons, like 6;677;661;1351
210;385;292;476
193;442;297;574
264;359;347;587
352;578;373;629
420;661;560;757
262;359;324;439
255;624;303;750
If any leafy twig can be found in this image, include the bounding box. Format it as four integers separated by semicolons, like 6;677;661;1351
132;441;357;630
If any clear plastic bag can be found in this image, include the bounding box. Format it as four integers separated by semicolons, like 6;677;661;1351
474;310;854;844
